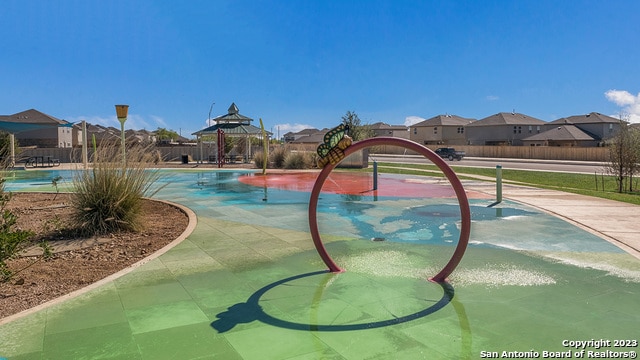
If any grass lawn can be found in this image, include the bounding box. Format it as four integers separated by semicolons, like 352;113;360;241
359;162;640;206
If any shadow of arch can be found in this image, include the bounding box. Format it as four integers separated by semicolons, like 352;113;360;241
211;270;456;333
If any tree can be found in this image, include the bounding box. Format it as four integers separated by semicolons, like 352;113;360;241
341;111;373;141
605;118;640;193
154;128;180;143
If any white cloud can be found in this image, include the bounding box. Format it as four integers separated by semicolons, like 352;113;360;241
605;89;640;123
486;95;500;101
404;116;424;127
149;115;168;128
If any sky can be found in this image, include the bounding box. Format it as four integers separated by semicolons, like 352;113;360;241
2;0;640;139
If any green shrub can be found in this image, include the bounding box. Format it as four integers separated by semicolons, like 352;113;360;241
71;142;164;236
270;146;287;168
284;151;310;169
253;151;266;169
308;151;320;168
0;179;33;282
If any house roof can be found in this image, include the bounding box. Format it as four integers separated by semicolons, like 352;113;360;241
370;122;407;130
549;112;620;125
0;108;70;133
467;112;546;126
283;128;319;139
522;125;597;142
292;128;319;136
290;129;329;144
413;114;475;127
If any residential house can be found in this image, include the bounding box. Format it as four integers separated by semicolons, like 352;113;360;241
289;129;329;145
466;112;546;146
546;112;622;145
522;125;599;147
409;115;475;145
3;109;73;148
369;122;409;139
283;128;319;143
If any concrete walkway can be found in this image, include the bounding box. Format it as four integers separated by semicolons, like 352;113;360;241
378;163;640;259
463;180;640;259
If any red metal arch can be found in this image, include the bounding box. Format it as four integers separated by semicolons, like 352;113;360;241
308;137;471;283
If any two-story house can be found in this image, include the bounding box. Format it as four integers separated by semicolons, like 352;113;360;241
409;115;475;145
2;109;73;148
369;122;409;139
546;112;622;145
466;112;546;146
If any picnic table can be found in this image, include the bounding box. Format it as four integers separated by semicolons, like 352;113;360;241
24;156;60;168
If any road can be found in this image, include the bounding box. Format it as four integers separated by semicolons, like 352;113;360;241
368;154;608;174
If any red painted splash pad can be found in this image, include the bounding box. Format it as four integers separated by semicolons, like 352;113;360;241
239;171;465;198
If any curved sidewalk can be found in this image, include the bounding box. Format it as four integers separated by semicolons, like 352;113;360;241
465;180;640;259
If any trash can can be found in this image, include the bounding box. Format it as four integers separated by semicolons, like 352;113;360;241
181;154;189;164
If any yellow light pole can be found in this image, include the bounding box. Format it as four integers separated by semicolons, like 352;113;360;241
115;105;129;165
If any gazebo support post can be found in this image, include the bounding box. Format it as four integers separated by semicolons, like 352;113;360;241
200;135;203;164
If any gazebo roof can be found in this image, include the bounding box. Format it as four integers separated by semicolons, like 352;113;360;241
192;103;271;137
211;103;253;125
193;122;267;136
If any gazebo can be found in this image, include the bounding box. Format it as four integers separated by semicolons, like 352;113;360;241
192;103;271;164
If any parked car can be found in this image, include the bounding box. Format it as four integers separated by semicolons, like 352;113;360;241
435;147;465;161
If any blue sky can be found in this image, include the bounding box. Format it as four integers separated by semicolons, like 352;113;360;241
2;0;639;139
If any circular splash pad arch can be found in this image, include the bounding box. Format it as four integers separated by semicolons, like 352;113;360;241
308;137;471;283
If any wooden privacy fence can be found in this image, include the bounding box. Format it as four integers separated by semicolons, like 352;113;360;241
16;143;610;164
370;144;609;162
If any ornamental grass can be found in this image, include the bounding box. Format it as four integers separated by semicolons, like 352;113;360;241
72;142;164;236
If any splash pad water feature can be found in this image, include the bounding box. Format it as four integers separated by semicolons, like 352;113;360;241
308;136;471;283
1;155;639;358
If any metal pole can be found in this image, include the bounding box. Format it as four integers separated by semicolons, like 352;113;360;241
496;164;502;203
119;119;126;165
373;160;378;190
115;105;129;167
9;133;15;167
82;121;88;169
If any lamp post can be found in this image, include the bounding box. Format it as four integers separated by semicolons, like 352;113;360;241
115;105;129;165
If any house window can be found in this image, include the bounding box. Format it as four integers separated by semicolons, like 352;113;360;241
413;128;417;135
457;127;464;134
513;126;522;134
537;126;540;133
609;124;613;133
434;127;438;134
528;126;532;133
